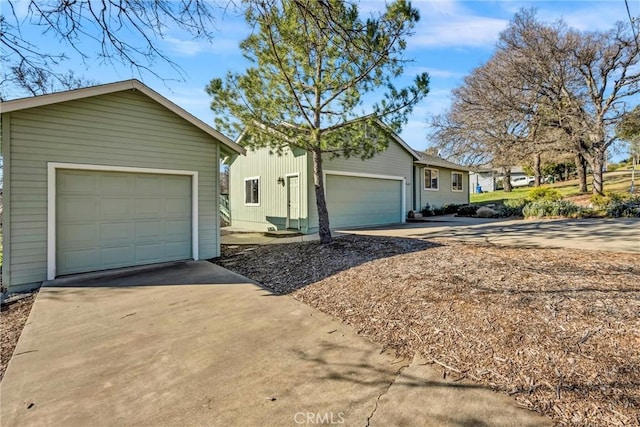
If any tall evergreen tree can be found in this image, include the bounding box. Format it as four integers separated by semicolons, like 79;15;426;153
207;0;429;243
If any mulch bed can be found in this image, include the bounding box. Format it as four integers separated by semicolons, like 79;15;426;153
216;235;640;426
1;293;37;381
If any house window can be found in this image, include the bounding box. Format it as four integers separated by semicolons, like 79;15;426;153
452;172;463;192
424;168;439;190
244;177;260;205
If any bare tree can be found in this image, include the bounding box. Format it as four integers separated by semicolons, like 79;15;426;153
1;0;219;96
499;11;640;195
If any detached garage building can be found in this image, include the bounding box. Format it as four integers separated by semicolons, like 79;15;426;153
1;79;244;293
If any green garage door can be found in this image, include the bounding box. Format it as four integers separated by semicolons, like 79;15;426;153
326;174;402;229
56;170;192;276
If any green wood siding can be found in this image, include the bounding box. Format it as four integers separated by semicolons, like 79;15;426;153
416;167;470;209
228;146;309;231
2;90;220;290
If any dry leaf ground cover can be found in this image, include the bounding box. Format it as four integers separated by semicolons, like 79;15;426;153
216;235;640;426
1;293;37;381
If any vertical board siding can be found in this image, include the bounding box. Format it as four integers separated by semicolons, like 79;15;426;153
417;167;470;209
229;146;308;231
5;90;220;289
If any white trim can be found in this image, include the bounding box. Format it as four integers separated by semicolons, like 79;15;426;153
285;173;301;229
423;167;439;191
47;162;199;280
323;170;406;224
451;171;464;192
244;176;261;206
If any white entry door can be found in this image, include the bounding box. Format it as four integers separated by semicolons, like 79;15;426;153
287;175;300;229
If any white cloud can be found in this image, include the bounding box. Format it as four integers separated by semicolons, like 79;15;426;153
410;1;508;48
405;65;463;79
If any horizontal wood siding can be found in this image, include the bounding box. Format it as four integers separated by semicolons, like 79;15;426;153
308;137;414;231
4;90;220;289
229;146;308;231
417;167;470;209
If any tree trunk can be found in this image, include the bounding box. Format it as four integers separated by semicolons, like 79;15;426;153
574;152;588;193
591;149;605;195
312;147;332;244
533;152;542;186
503;168;512;192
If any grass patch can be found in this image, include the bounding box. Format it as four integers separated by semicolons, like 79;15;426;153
471;171;636;204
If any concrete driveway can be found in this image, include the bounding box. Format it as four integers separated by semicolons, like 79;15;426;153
346;217;640;253
1;261;549;426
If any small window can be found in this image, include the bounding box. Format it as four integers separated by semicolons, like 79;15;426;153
244;177;260;205
424;168;439;190
452;172;463;192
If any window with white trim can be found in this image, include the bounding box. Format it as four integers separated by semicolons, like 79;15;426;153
424;168;439;190
244;177;260;205
452;172;463;192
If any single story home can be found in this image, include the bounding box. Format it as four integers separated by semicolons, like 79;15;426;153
227;121;469;233
469;165;528;194
1;79;244;294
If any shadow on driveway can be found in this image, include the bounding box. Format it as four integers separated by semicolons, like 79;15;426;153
349;218;640;254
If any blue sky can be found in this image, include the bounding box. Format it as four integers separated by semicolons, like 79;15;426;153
5;0;639;154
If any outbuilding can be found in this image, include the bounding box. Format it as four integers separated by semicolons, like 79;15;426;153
1;79;244;293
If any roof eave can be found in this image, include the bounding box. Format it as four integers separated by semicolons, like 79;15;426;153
0;79;246;156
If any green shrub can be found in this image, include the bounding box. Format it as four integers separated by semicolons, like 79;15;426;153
523;200;583;218
442;204;462;214
590;193;610;208
421;206;433;216
456;204;479;217
590;192;627;208
527;187;562;202
432;206;446;216
606;197;640;218
497;198;527;217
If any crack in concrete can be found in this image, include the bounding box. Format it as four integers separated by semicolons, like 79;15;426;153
365;359;410;427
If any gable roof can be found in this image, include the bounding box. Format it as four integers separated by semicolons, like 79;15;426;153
415;152;470;171
371;119;421;160
0;79;245;156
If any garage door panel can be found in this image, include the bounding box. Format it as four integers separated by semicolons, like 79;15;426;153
165;198;191;215
135;198;163;217
57;169;192;276
135;221;165;239
57;224;98;249
61;198;98;220
99;222;132;242
59;248;100;273
101;175;132;195
101;246;135;267
326;175;402;229
135;175;164;196
165;176;191;195
166;219;191;236
99;198;132;218
59;172;97;193
165;241;191;258
135;243;165;262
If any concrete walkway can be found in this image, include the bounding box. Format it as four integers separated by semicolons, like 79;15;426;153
1;262;549;426
223;217;640;253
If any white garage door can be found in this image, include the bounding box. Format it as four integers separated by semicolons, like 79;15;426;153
325;174;403;229
56;169;192;276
